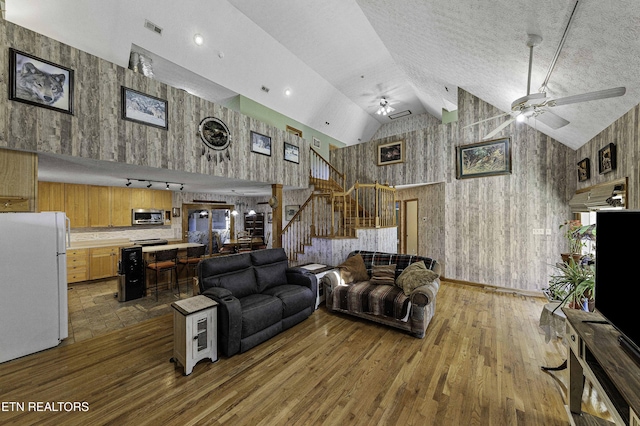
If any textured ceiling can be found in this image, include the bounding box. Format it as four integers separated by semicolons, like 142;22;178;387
6;0;640;193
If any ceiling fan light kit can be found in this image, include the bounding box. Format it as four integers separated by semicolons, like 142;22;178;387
376;98;395;116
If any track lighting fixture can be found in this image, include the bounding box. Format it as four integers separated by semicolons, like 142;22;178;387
125;178;184;190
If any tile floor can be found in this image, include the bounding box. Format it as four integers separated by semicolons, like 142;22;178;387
63;278;195;346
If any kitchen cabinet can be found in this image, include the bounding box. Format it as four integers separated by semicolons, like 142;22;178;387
67;248;89;283
111;187;132;227
88;185;111;227
38;181;65;212
131;189;153;209
65;184;89;228
89;246;120;280
153;190;173;212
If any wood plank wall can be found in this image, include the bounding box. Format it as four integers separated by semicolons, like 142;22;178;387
332;89;577;292
575;105;640;210
0;20;309;190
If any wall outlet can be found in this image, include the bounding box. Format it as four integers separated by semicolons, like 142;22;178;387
545;229;552;235
532;228;544;235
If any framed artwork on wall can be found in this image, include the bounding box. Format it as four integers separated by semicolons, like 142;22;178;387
121;86;168;130
285;205;300;221
313;137;321;148
9;48;74;115
284;142;299;164
456;137;511;179
250;131;271;156
577;158;590;182
598;143;616;174
377;140;405;166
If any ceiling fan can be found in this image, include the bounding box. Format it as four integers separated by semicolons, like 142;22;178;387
465;33;626;140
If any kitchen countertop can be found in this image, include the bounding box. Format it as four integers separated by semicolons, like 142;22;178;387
142;242;204;253
69;239;135;249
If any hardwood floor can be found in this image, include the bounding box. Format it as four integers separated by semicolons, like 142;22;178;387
0;281;609;425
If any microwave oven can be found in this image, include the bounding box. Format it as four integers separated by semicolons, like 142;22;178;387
131;209;164;225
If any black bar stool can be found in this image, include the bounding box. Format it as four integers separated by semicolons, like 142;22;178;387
146;248;178;300
178;245;206;295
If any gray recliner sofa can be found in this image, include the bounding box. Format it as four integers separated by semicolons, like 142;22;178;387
197;248;317;357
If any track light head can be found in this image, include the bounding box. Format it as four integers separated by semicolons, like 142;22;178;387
125;179;131;187
147;181;152;188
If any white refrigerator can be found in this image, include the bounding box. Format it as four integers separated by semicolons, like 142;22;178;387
0;212;69;364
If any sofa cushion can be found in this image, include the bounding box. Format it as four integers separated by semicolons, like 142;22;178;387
370;264;396;285
337;254;369;283
349;251;438;279
254;262;288;292
250;247;288;266
206;267;258;299
396;261;440;296
240;294;282;337
263;284;314;318
332;282;410;320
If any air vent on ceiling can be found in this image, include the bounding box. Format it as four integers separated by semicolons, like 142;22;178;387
389;110;412;120
144;20;163;36
261;86;270;93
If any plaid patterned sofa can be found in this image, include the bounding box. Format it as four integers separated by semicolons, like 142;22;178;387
324;250;441;338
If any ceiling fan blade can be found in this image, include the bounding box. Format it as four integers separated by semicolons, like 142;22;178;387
483;117;515;140
534;110;570;129
462;112;511;129
550;87;626;107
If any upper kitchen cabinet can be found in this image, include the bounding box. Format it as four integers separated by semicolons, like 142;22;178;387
111;187;132;227
153;190;173;213
65;184;89;228
88;185;111;227
38;181;65;212
131;188;153;210
0;148;36;212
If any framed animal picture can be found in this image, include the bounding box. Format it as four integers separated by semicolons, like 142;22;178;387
598;143;617;174
121;87;168;130
456;137;511;179
9;48;74;114
577;158;590;182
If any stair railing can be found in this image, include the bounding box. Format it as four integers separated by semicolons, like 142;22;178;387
310;149;345;192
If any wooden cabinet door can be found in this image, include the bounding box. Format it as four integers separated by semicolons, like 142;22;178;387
89;247;119;280
38;181;65;212
111;187;132;227
131;189;153;209
153;190;173;212
65;184;88;228
88;185;111;227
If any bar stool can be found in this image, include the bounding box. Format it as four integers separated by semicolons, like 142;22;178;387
178;245;206;294
146;248;178;300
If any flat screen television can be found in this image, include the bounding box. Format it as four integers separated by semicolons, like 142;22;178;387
595;210;640;362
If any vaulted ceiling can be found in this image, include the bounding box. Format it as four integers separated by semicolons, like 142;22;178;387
5;0;640;193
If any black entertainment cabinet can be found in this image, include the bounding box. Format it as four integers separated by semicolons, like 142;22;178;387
564;308;640;425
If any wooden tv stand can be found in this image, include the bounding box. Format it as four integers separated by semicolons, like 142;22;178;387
563;309;640;425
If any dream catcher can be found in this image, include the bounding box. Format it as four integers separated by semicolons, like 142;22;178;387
198;117;231;163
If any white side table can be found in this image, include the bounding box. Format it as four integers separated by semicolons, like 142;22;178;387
298;263;337;309
170;295;218;375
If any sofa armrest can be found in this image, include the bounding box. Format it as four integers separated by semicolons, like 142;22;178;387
286;268;317;294
201;287;242;357
409;278;441;306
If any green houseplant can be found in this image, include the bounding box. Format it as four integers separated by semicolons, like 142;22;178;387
546;258;595;312
558;221;597;263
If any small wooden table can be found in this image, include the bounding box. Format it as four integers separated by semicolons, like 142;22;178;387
170;296;218;376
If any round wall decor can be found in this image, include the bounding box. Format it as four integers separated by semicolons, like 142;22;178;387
198;117;231;151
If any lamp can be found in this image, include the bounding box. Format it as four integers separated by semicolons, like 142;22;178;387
125;178;184;189
165;182;170;190
147;181;152;188
376;98;395;116
248;209;256;216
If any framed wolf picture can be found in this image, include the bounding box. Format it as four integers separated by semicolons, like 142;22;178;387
9;48;74;114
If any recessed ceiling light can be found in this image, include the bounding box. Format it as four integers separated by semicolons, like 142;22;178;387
284;88;291;96
194;34;204;46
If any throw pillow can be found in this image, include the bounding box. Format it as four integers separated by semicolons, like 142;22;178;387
396;261;439;296
370;264;396;286
337;254;369;284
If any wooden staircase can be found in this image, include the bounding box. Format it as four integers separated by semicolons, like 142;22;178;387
282;149;396;263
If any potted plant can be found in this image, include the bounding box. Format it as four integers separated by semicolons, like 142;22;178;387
547;258;595;312
559;219;584;263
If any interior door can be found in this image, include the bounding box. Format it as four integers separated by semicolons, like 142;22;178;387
404;199;418;255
